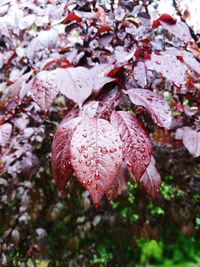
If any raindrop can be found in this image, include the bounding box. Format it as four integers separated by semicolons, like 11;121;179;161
87;179;92;186
82;180;86;185
83;170;87;174
115;162;120;168
100;147;108;154
94;170;100;180
83;153;88;158
78;159;82;164
82;133;87;138
110;148;117;153
86;160;91;166
127;162;132;168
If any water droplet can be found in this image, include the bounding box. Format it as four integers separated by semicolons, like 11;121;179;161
110;148;117;153
127;162;132;168
100;147;108;154
83;153;88;158
81;145;85;149
94;170;100;180
82;133;87;138
86;160;91;166
115;162;120;168
95;158;99;164
95;184;99;190
87;179;92;186
72;156;76;160
142;155;146;160
82;180;86;185
83;170;87;174
78;159;82;164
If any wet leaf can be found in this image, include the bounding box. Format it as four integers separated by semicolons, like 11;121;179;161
111;111;152;181
124;88;172;129
70;118;123;206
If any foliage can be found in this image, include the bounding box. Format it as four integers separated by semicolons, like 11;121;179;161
0;0;200;266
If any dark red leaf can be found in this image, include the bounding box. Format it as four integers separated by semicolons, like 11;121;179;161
140;157;161;198
70;118;123;206
96;25;113;36
124;89;172;129
51;118;81;193
111;111;152;182
159;14;177;25
42;58;72;70
175;126;200;157
62;13;81;24
106;162;129;201
0;123;12;147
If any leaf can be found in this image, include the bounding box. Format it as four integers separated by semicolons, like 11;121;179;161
159;14;177;25
31;71;59;111
0;123;12;147
124;88;172;129
58;67;93;107
166;48;200;74
146;53;186;85
70;118;123;206
111;111;152;182
160;20;192;42
140;157;161;198
134;61;147;87
175;126;200;157
106;162;129;201
51;118;81;193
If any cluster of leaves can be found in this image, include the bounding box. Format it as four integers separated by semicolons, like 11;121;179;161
0;0;199;209
0;1;200;265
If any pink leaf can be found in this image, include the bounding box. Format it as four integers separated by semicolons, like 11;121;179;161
31;71;59;111
0;123;12;147
124;88;172;129
70;118;123;206
175;126;200;157
106;162;129;201
140;157;161;198
146;53;186;85
111;111;152;182
134;61;147;87
51;118;81;193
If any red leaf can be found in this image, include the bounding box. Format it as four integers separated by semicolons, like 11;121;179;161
106;162;129;201
42;58;72;70
175;126;200;157
51;118;81;193
62;13;81;24
124;89;172;129
111;111;152;182
70;118;123;206
96;25;113;36
159;14;177;25
0;123;12;147
140;157;161;198
152;19;160;28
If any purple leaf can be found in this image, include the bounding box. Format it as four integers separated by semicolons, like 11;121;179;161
146;53;186;85
175;126;200;157
166;48;200;74
70;118;123;207
134;61;147;87
51;118;81;193
140;157;161;198
31;71;59;111
58;67;93;108
111;111;152;182
106;162;129;201
0;123;12;147
160;20;192;43
124;88;172;129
